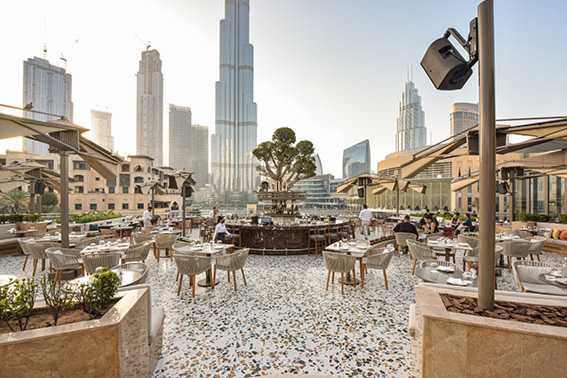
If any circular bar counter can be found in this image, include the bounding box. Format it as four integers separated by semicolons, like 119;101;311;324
226;221;355;255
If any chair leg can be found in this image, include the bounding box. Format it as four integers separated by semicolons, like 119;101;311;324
177;274;183;296
22;255;28;271
325;270;331;291
32;258;38;276
530;254;534;261
41;258;46;271
176;271;180;282
232;271;237;291
352;269;356;288
331;271;335;283
191;274;196;298
241;268;247;287
383;269;389;290
536;254;540;262
340;273;344;295
411;258;417;275
360;260;365;289
211;268;216;290
228;271;231;283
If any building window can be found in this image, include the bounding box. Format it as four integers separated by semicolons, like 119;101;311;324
122;186;129;194
74;203;82;211
73;161;88;170
74;175;84;182
119;174;130;187
90;203;97;211
95;177;100;181
137;203;144;209
122;203;129;210
75;186;84;194
134;176;144;184
134;186;143;194
121;164;130;172
108;203;115;210
108;187;115;194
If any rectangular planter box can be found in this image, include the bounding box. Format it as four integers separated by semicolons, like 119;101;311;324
0;288;151;378
409;283;567;378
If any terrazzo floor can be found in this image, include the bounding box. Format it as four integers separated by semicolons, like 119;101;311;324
1;249;564;377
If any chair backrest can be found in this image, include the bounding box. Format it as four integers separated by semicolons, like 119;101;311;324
507;239;532;258
406;239;435;261
82;252;122;274
18;239;35;256
528;240;545;254
123;242;151;262
366;249;395;270
76;236;100;249
512;229;532;239
25;240;53;259
322;251;356;273
512;260;552;287
174;254;211;275
155;233;177;248
133;232;153;245
458;234;478;249
395;232;417;248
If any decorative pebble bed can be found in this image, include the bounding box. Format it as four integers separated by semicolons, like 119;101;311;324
0;250;563;377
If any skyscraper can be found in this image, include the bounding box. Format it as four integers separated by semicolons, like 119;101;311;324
190;124;209;186
89;110;114;151
22;57;73;154
168;104;192;170
136;49;163;166
343;140;371;179
211;0;258;193
450;102;479;136
314;154;323;176
395;80;427;152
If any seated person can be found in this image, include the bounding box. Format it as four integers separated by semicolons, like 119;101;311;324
422;216;439;234
461;213;474;232
393;215;418;236
213;216;231;243
451;213;461;229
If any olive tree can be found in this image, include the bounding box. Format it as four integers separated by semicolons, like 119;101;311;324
252;127;316;191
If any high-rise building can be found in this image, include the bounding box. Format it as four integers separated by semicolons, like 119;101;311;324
168;104;192;170
314;154;323;176
396;80;427;152
211;0;258;193
89;110;114;151
450;102;479;136
343;140;371;179
22;57;73;154
136;49;164;166
190;124;209;186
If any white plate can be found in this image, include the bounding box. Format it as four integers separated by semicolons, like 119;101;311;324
447;278;471;286
436;266;455;273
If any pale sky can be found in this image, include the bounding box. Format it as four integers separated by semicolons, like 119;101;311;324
1;0;566;178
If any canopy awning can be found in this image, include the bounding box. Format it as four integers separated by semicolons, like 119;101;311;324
400;137;468;179
77;136;121;180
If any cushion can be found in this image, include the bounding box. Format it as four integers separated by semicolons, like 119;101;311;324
560;230;567;241
552;228;561;239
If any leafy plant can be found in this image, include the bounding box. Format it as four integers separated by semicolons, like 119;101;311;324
0;279;36;332
0;213;40;224
70;210;122;224
252;127;316;191
0;191;29;214
79;268;120;318
40;192;59;213
40;276;78;326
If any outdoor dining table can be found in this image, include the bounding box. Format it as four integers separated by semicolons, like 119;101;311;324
174;243;235;287
415;261;478;287
325;240;388;288
530;273;567;296
0;274;17;288
80;240;131;256
70;264;147;288
427;239;473;262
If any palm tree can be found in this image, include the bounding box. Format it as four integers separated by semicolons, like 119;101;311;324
0;191;29;214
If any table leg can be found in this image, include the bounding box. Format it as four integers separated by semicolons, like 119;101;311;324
198;268;220;288
360;259;365;288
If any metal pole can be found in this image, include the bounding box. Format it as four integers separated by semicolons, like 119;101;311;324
477;0;496;310
182;183;186;237
151;187;155;216
60;152;70;248
396;180;400;217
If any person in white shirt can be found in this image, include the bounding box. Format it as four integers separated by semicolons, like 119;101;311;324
358;204;373;239
209;206;220;224
213;216;231;243
143;206;153;230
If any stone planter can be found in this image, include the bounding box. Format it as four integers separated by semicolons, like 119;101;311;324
409;283;567;377
0;288;152;378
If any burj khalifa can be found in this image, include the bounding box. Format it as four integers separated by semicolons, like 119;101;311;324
211;0;258;194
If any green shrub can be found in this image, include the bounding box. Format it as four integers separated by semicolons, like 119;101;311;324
0;279;36;332
79;268;120;318
0;214;40;224
70;210;122;224
559;214;567;224
40;276;78;326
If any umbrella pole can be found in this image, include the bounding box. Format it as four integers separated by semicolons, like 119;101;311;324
182;184;186;237
60;152;70;248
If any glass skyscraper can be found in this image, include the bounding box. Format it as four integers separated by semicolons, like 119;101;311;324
211;0;258;194
450;102;479;136
395;80;427;152
342;140;371;179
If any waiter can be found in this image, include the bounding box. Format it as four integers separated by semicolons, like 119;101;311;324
358;204;373;239
143;206;153;230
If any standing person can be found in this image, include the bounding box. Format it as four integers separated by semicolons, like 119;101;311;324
143;206;153;230
358;204;373;239
213;216;231;243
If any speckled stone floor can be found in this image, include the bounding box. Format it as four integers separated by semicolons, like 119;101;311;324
1;249;564;377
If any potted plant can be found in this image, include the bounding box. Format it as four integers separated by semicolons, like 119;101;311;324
0;279;36;332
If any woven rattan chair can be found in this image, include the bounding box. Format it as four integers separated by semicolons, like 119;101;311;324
512;260;553;293
46;247;83;281
309;228;326;254
213;248;250;291
458;234;479;270
100;228;116;240
133;232;154;245
25;240;56;276
500;239;531;269
406;239;436;275
82;252;122;274
364;247;395;289
123;241;152;263
323;251;356;295
394;232;417;254
512;229;532;239
154;233;177;261
76;236;100;250
17;238;34;272
528;239;545;261
173;254;211;298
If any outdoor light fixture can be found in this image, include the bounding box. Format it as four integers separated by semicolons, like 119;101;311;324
421;20;478;90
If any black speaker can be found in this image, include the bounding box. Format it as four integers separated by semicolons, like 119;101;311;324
357;187;365;198
421;38;473;90
467;131;508;155
496;181;509;195
32;182;45;195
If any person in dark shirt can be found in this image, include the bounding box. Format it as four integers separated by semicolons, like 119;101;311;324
393;215;418;236
462;213;474;232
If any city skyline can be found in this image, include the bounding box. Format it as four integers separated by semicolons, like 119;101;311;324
0;1;566;177
396;79;427;152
